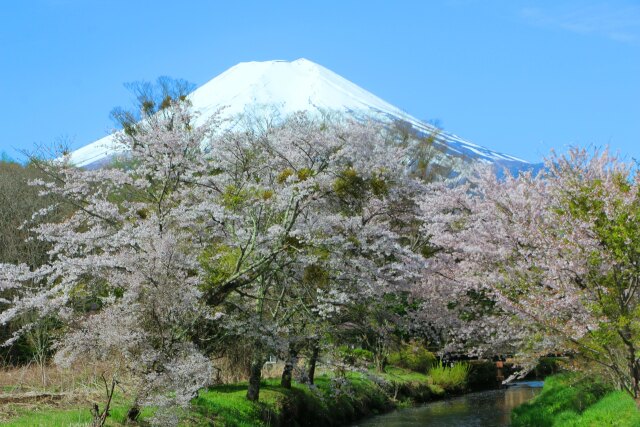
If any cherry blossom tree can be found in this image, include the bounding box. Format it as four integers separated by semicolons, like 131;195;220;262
421;148;640;396
0;100;221;423
197;113;427;400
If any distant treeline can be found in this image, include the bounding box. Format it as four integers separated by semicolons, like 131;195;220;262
0;159;70;364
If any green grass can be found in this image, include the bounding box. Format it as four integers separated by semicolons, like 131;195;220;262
376;366;430;383
193;385;252;425
512;373;640;427
377;366;447;397
193;373;395;426
557;391;640;426
1;405;155;427
2;407;91;427
3;366;468;426
428;361;471;393
2;374;395;427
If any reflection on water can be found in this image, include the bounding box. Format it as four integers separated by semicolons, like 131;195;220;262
354;381;543;427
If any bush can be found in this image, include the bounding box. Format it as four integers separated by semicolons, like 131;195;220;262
387;343;436;373
429;361;471;393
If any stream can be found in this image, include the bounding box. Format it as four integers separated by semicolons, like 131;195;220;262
353;381;543;427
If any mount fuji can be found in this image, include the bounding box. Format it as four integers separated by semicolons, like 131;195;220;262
69;58;531;171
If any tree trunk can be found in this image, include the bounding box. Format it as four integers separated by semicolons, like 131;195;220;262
126;404;140;423
374;337;387;373
307;345;319;385
248;278;268;401
629;354;640;399
246;353;265;401
619;326;640;398
281;345;298;389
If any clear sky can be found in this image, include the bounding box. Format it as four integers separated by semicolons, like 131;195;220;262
1;0;638;163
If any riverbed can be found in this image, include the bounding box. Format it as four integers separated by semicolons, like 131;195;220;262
354;381;543;427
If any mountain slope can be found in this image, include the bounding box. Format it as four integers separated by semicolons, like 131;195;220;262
69;58;530;170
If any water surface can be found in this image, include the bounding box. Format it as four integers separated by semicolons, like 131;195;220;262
354;381;543;427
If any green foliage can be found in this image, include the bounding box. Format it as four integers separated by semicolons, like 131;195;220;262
333;167;366;199
338;346;374;366
370;173;388;198
332;167;392;214
200;244;242;288
331;168;389;204
550;157;640;395
222;185;250;209
428;361;471;393
275;166;314;185
277;167;294;184
297;167;313;181
512;373;616;427
387;342;436;373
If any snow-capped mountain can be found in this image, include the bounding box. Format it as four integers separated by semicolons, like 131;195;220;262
69;58;530;170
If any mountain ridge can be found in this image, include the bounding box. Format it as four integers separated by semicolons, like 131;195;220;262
69;58;530;170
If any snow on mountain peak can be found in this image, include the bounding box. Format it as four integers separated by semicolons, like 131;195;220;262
189;58;414;122
69;58;529;168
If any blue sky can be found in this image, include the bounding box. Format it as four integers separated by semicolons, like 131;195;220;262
1;0;638;163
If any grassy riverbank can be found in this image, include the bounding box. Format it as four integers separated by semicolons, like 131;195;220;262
3;364;470;426
512;373;640;427
195;371;411;427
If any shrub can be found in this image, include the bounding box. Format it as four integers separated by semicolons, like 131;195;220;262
387;343;436;373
